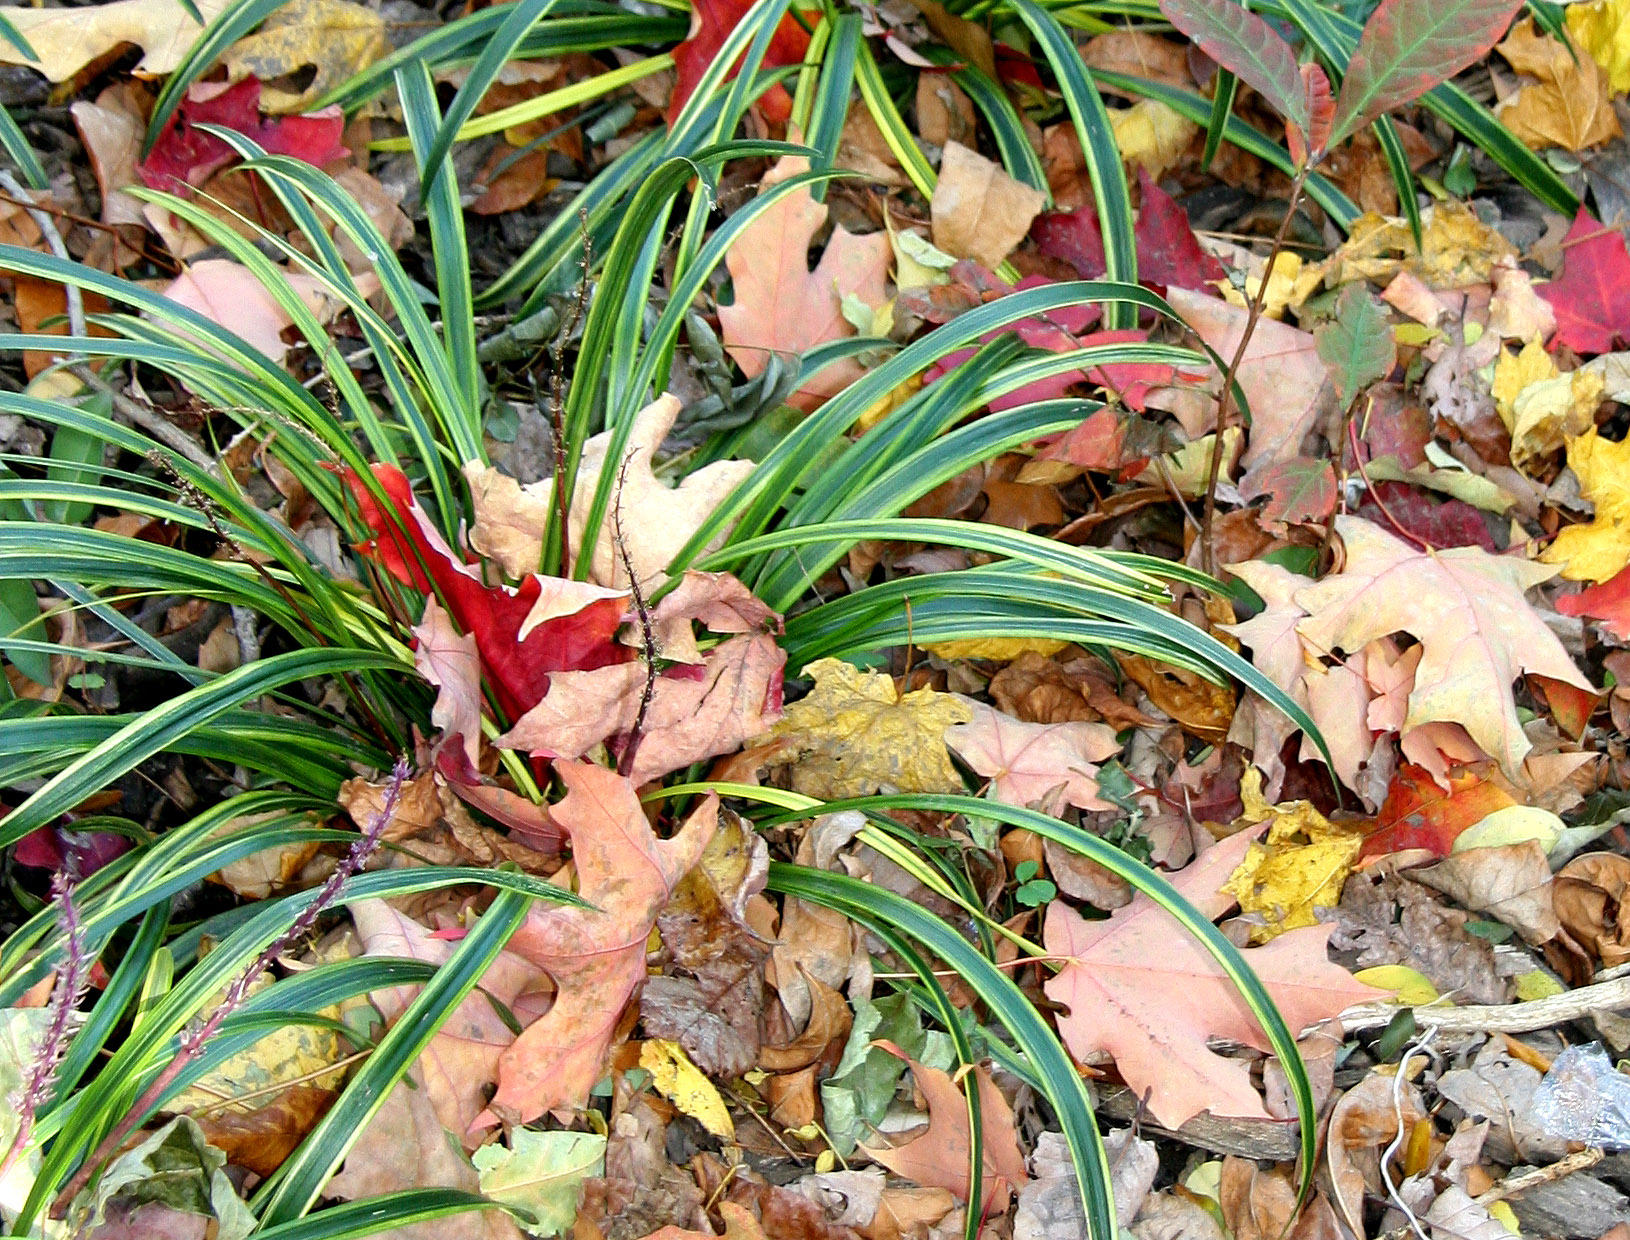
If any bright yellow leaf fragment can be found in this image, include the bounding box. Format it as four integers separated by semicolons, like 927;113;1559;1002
1351;965;1441;1006
640;1039;735;1141
767;658;973;799
1223;770;1365;943
1109;99;1196;180
923;637;1069;661
222;0;390;113
1490;339;1603;474
1218;252;1306;319
1567;0;1630;93
1540;427;1630;582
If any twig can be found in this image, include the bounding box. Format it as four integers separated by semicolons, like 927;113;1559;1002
0;169;83;343
52;759;411;1217
1198;168;1310;574
1339;974;1630;1034
1381;1026;1439;1240
70;364;214;470
1477;1148;1605;1206
612;451;658;780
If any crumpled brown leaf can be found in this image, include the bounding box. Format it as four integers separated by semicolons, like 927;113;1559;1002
1411;840;1560;946
1496;19;1622;152
930;141;1047;270
1552;851;1630;970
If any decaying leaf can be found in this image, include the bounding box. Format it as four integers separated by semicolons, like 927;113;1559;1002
473;1129;605;1239
1045;827;1379;1127
719;154;891;409
640;1039;735;1140
1496;20;1621;153
767;658;973;799
221;0;388;112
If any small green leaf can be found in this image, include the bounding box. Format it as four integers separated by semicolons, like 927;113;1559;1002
1016;878;1057;907
473;1129;605;1237
0;576;49;685
1314;283;1396;409
1160;0;1308;140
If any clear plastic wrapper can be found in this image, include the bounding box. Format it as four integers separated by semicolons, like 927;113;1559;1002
1526;1043;1630;1150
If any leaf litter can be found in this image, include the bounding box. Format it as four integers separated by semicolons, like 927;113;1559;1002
8;1;1630;1239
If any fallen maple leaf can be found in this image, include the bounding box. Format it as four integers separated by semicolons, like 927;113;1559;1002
1044;826;1380;1128
1296;516;1593;776
479;762;717;1127
350;899;553;1141
1495;19;1621;153
1537;208;1630;354
718;154;891;410
1162;286;1332;471
1032;167;1227;294
1539;426;1630;582
159;259;300;362
862;1046;1030;1212
138;77;347;194
665;0;811;127
1359;762;1515;859
496;632;786;784
339;463;631;723
767;658;973;799
944;700;1120;816
466;394;755;591
1556;563;1630;638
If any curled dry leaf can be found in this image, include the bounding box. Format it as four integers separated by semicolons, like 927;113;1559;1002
1411;840;1560;945
1325;1072;1425;1239
1552;851;1630;970
930;141;1047;270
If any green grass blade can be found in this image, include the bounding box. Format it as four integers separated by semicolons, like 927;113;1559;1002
0;648;403;846
253;887;539;1223
398;60;481;419
855;39;936;198
0;10;37;60
1203;68;1238;169
0;102;46;188
1374;115;1423;246
1010;0;1136;326
254;1191;525;1240
418;0;563;199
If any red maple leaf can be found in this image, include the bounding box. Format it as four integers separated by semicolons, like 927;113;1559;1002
138;77;347;195
1358;763;1515;860
337;464;630;724
1536;208;1630;355
1032;168;1227;294
1557;565;1630;640
666;0;811;127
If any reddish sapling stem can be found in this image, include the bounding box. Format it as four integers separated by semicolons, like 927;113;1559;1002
52;759;411;1217
1199;163;1312;574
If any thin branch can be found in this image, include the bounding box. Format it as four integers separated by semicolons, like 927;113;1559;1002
0;170;83;342
613;450;658;779
1339;974;1630;1034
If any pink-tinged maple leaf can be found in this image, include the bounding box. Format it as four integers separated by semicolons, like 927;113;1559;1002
718;153;890;409
1557;564;1630;639
351;898;554;1141
1043;827;1381;1128
665;0;811;127
861;1044;1030;1211
1240;456;1337;525
1032;168;1226;294
1034;407;1133;473
1536;208;1630;355
337;463;630;723
478;762;716;1128
496;633;786;785
138;77;346;194
944;701;1120;817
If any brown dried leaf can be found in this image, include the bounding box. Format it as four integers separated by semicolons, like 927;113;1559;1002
930;142;1047;270
1552;851;1630;969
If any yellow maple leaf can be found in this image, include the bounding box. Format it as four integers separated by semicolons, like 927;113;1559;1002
767;658;972;799
1567;0;1630;93
1491;339;1604;473
1496;19;1622;152
1540;427;1630;582
1223;770;1364;943
640;1039;735;1140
